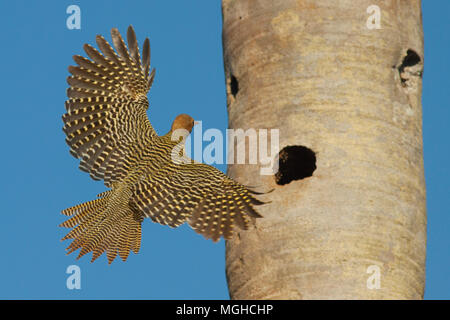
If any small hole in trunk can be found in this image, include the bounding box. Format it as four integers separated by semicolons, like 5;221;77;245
397;49;422;84
275;146;316;185
230;74;239;98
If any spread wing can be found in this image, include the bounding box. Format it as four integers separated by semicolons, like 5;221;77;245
129;162;264;242
63;26;156;187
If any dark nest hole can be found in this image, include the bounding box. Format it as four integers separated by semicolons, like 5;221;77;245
275;145;316;185
396;49;421;83
230;74;239;98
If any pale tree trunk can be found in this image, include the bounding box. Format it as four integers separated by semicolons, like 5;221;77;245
223;0;425;299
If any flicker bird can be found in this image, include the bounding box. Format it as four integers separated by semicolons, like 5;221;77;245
61;26;265;264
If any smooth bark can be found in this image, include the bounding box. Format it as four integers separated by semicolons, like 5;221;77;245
223;0;425;299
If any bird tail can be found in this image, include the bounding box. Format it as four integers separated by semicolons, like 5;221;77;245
60;191;143;264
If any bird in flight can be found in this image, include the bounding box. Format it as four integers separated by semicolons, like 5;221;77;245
61;26;265;264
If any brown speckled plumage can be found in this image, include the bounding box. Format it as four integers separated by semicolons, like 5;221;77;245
61;26;264;264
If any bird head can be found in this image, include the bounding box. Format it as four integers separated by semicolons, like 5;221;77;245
170;114;197;134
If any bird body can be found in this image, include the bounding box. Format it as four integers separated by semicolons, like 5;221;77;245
61;26;264;264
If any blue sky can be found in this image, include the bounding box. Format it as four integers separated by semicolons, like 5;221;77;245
0;1;447;299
